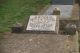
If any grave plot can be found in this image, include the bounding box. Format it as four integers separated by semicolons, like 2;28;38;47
42;5;73;19
40;0;74;19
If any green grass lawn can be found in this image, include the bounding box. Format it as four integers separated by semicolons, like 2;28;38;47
0;0;51;33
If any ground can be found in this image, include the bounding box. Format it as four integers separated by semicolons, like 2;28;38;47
0;33;78;53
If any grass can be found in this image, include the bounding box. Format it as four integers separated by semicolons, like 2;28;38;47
0;0;51;34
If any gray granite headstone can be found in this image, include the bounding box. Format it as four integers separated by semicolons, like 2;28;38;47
26;15;59;33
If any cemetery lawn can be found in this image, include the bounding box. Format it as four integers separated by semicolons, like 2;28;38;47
0;0;50;34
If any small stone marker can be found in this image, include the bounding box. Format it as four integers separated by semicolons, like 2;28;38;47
11;22;23;33
53;7;60;15
26;15;59;33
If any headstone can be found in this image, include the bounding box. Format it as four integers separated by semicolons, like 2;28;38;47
26;15;59;33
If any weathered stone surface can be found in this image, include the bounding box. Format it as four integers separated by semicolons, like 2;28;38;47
26;15;57;32
0;33;79;53
0;34;70;53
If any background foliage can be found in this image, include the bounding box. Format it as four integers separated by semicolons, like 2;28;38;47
0;0;51;33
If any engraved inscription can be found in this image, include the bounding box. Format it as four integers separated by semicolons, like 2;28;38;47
26;15;57;31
